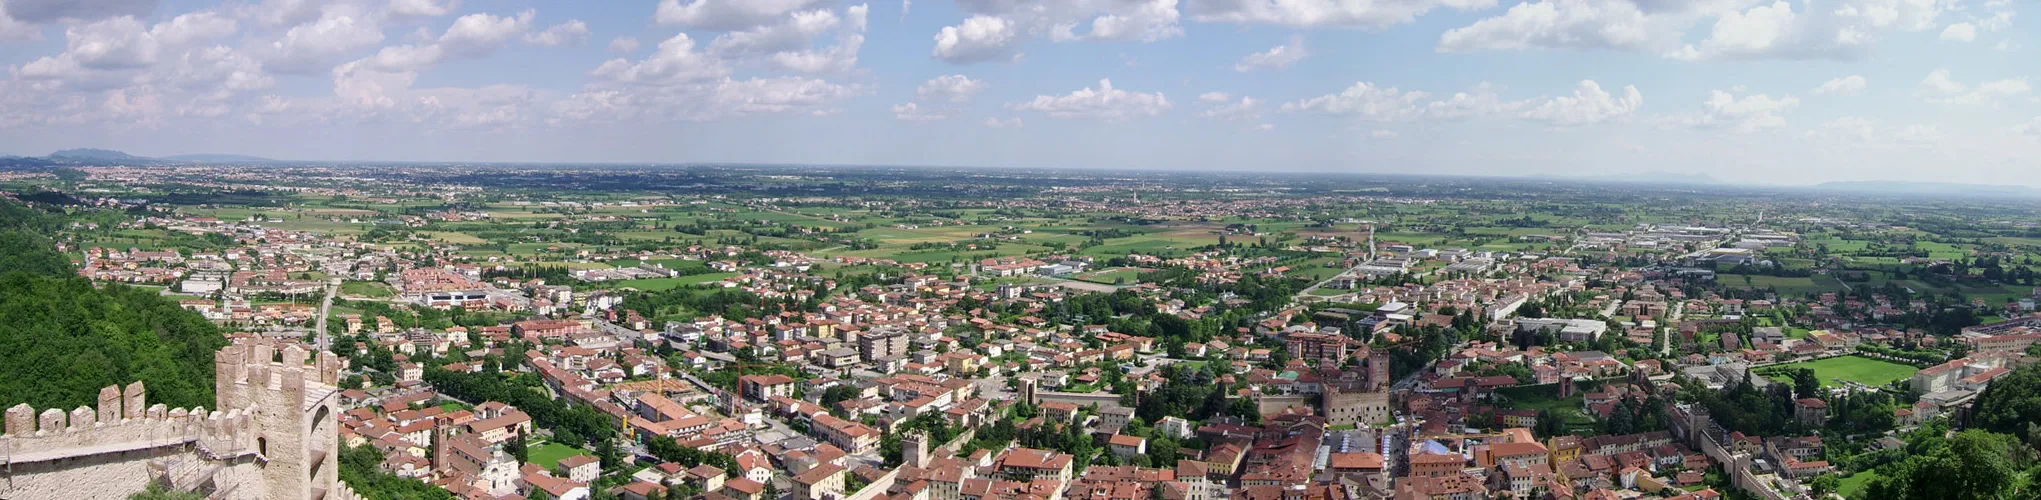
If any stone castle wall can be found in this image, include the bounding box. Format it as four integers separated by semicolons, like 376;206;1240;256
0;338;343;500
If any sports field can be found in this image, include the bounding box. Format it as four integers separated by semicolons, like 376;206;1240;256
1768;355;1919;387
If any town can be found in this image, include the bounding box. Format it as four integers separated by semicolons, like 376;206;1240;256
3;164;2039;500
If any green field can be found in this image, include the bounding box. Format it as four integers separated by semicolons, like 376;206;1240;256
340;281;395;298
1839;470;1880;498
615;273;740;291
1494;385;1596;432
529;442;591;469
1767;356;1919;388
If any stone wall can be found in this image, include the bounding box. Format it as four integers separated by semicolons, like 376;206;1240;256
0;338;342;500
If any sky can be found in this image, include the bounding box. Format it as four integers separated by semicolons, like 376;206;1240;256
0;0;2035;186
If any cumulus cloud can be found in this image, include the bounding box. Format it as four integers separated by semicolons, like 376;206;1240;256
1519;80;1642;125
1437;0;1666;53
892;102;947;120
438;9;535;57
933;15;1019;63
4;0;154;23
386;0;457;19
1234;35;1305;71
1666;90;1799;133
1198;92;1232;103
917;75;986;103
1188;0;1497;28
1813;75;1866;95
656;0;832;30
264;9;387;74
1939;22;1974;42
1281;82;1429;121
1009;78;1170;120
525;20;590;47
608;37;641;53
590;33;730;85
1445;0;1951;60
1916;68;2030;105
1198;95;1261;120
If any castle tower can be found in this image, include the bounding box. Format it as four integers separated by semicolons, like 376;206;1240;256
903;432;932;469
213;338;342;500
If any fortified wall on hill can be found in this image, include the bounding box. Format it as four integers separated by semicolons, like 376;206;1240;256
0;338;363;500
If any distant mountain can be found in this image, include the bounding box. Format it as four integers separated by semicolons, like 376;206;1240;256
1810;181;2041;198
49;148;143;160
162;154;277;163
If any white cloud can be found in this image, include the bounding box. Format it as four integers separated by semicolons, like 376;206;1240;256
917;75;986;103
264;9;387;74
1669;0;1949;60
525;20;590;47
983;116;1023;128
0;0;40;42
1812;75;1866;95
933;15;1018;63
1446;0;1951;60
438;9;535;57
1425;83;1521;119
709;8;843;57
1281;82;1428;121
608;37;641;53
386;0;457;19
1370;129;1398;139
1188;0;1497;28
2021;117;2041;137
1916;68;2030;105
1939;22;1974;41
1437;0;1664;53
709;76;862;116
1198;91;1231;103
1519;80;1641;125
590;33;731;85
1010;78;1171;120
656;0;832;30
893;102;947;120
1667;90;1799;133
1234;35;1305;71
1198;95;1260;120
4;0;154;23
1044;0;1182;43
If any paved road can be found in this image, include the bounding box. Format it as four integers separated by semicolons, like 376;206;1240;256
313;278;339;351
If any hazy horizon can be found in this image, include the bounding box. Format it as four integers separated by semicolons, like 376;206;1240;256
1;0;2036;186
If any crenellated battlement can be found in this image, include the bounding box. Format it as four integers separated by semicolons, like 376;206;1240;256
0;380;268;467
0;338;341;500
215;338;342;414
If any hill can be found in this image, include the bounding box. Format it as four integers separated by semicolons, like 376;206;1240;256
0;200;227;414
49;148;144;160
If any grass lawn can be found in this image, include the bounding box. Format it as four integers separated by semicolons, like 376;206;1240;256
1767;356;1919;388
1839;470;1880;498
615;273;739;291
340;280;395;298
529;442;591;469
1495;385;1595;432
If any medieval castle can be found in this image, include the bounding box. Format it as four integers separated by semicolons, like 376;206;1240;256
0;338;364;500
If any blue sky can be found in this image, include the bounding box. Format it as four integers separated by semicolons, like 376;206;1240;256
0;0;2034;185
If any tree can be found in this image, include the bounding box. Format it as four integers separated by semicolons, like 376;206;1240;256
1862;430;2027;500
1808;474;1840;498
1792;368;1820;400
1972;364;2041;443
